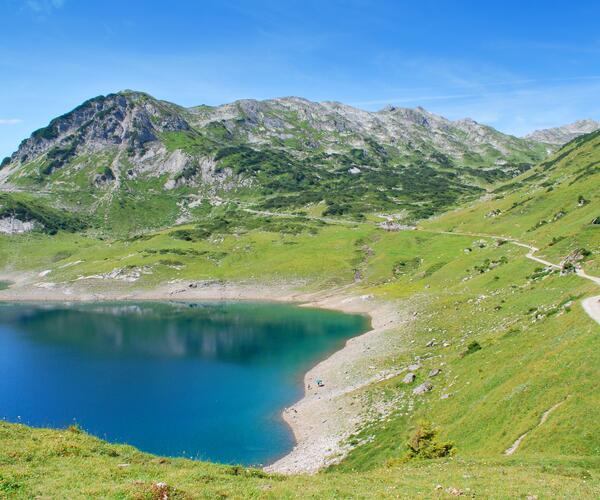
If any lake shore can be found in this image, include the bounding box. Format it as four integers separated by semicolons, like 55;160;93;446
0;275;409;474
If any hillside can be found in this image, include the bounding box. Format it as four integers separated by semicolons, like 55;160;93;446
0;91;553;234
0;119;598;497
424;129;600;273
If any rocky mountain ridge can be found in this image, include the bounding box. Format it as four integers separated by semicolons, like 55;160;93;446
2;90;550;173
0;90;593;233
525;119;600;145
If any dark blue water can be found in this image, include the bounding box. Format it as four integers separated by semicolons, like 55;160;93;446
0;301;368;465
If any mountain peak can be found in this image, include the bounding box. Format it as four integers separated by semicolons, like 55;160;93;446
3;91;189;170
525;119;600;146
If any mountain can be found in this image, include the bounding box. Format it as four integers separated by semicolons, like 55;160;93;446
0;90;551;233
525;118;600;145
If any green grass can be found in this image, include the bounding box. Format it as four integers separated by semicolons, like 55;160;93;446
2;421;599;499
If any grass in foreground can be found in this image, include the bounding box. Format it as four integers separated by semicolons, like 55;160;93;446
2;421;599;499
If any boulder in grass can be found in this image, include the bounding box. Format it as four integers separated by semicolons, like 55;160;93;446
402;372;416;384
413;381;433;395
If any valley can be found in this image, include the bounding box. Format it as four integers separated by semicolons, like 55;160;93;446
0;92;598;498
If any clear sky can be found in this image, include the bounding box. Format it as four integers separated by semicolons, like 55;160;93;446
2;0;600;158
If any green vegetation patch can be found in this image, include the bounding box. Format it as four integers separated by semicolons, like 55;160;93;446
0;193;87;234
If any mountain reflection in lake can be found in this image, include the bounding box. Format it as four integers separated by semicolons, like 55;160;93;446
0;301;368;465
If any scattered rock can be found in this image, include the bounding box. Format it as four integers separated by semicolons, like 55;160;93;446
152;482;169;500
0;216;37;234
93;167;116;185
413;382;433;395
446;486;464;496
408;363;421;371
377;221;417;231
425;338;437;347
429;368;441;377
402;372;416;384
561;248;590;270
117;463;130;468
440;393;451;399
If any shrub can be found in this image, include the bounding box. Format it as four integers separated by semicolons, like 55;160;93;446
405;422;455;460
51;251;73;262
158;259;184;267
423;261;446;278
393;257;422;276
578;194;589;206
465;340;482;355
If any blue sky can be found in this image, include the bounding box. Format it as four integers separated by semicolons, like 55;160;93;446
2;0;600;158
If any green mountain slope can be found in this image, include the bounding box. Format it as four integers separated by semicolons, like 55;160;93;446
424;130;600;274
0;91;552;234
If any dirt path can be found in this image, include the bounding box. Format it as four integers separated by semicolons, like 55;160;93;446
424;229;600;326
504;400;566;455
511;242;600;325
582;296;600;326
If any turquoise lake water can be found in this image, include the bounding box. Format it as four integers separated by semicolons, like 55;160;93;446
0;301;368;466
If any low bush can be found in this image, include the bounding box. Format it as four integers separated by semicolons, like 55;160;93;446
465;340;482;355
405;422;455;460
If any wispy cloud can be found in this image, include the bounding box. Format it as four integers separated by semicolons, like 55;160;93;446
352;92;490;107
346;53;600;135
24;0;65;14
352;70;600;106
0;119;23;125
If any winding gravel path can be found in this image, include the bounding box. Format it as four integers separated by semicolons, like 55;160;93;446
510;241;600;325
427;229;600;326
